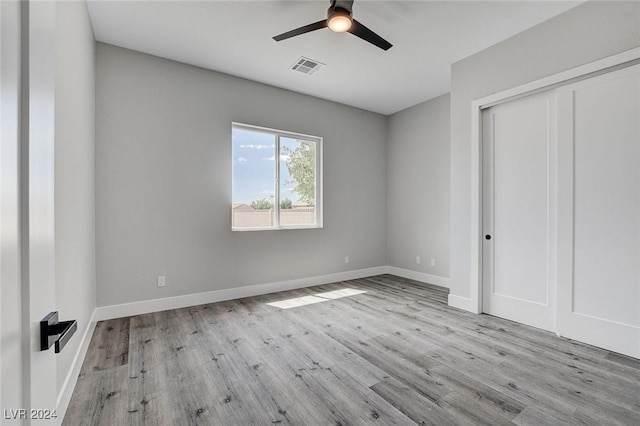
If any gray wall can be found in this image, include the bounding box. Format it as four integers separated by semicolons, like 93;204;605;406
387;94;450;280
55;0;96;392
95;43;387;306
449;1;640;300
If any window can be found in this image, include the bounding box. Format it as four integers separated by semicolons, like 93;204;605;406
232;123;322;231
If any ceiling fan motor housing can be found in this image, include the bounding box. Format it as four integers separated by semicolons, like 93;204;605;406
330;0;354;14
328;7;352;20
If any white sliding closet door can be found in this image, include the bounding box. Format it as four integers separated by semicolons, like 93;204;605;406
482;91;557;332
557;64;640;358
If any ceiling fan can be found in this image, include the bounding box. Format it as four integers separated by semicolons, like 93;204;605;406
272;0;393;51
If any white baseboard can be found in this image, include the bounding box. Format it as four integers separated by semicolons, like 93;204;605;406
448;293;473;312
386;266;450;288
95;266;388;321
56;308;98;422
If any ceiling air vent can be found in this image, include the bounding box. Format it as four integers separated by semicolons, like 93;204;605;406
291;57;325;75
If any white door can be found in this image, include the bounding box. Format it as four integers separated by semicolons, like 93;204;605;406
1;0;59;421
482;90;557;332
1;0;22;415
26;0;59;418
557;64;640;358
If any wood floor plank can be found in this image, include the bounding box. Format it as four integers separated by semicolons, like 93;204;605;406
187;306;290;425
512;404;582;426
125;315;173;426
370;376;459;426
64;365;129;426
195;302;310;424
414;318;640;415
79;317;130;375
64;274;640;425
198;290;406;424
605;351;640;370
289;362;413;425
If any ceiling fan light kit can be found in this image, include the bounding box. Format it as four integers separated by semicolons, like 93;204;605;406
327;9;352;33
273;0;392;51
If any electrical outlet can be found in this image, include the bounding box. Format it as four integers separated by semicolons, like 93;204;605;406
344;256;350;264
415;256;421;264
157;276;166;287
431;258;436;267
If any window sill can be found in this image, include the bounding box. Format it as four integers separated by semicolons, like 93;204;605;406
232;224;323;232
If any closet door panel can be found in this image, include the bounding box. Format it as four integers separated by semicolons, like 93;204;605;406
557;64;640;358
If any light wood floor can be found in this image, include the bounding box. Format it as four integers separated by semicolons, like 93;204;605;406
64;275;640;425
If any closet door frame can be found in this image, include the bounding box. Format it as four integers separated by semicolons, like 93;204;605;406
466;47;640;316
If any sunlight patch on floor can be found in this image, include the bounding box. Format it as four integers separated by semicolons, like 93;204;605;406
313;288;367;299
266;295;326;309
266;288;367;309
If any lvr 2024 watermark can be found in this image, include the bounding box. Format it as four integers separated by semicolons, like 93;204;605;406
3;409;57;420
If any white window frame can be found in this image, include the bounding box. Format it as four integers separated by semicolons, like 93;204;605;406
232;122;323;231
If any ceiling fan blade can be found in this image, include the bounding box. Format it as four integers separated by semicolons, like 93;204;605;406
348;19;392;51
273;20;328;42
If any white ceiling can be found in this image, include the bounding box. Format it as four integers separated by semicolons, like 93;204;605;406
87;0;582;115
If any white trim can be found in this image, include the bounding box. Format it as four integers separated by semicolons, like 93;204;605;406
448;294;473;312
386;266;450;288
95;267;388;321
468;47;640;315
470;100;483;314
56;308;98;422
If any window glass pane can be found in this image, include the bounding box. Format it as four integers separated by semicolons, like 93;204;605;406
231;123;321;231
232;128;276;229
280;137;316;226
